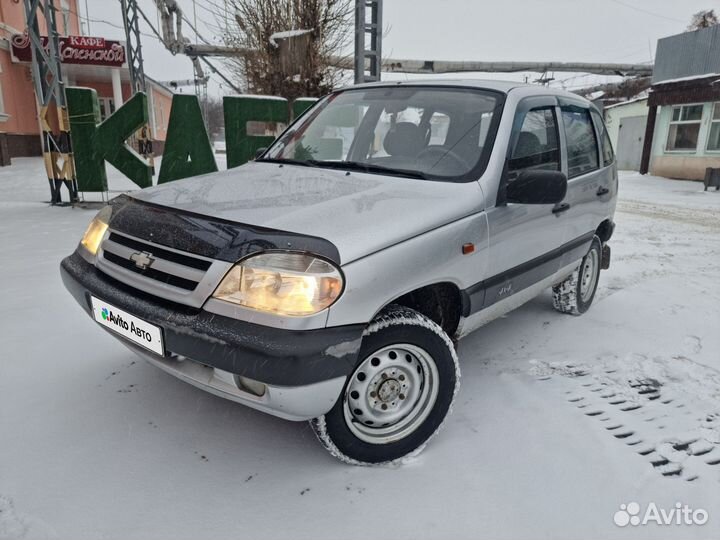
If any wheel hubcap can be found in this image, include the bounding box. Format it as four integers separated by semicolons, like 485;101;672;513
579;249;599;302
343;344;439;445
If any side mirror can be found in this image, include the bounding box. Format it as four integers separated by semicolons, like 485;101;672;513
254;147;268;160
506;170;567;205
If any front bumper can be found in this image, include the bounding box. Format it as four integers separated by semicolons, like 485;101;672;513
60;252;364;420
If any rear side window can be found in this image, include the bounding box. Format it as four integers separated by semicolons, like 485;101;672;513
508;107;560;179
561;106;599;178
591;110;614;167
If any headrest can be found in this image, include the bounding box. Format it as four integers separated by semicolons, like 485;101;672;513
383;122;427;157
514;132;542;158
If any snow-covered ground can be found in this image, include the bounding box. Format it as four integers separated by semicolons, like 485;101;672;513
1;160;719;540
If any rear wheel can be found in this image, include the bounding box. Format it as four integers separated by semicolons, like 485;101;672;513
552;236;602;315
311;306;459;465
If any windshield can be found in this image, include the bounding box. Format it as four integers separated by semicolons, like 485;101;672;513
261;86;504;181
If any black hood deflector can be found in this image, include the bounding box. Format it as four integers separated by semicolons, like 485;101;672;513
108;195;341;264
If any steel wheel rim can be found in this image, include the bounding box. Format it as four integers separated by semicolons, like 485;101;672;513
579;249;599;302
343;343;440;445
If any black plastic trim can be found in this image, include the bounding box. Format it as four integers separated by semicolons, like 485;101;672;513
462;231;595;315
107;195;342;265
60;252;364;386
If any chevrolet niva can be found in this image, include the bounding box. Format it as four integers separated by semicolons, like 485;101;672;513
61;80;617;465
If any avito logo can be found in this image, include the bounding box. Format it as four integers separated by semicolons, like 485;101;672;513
614;502;708;527
100;306;154;344
102;308;129;330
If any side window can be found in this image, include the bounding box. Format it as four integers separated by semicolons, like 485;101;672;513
508;107;560;179
561;106;599;178
591;110;614;167
428;112;450;145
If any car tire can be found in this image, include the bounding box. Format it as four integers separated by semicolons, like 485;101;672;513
552;235;602;315
310;305;460;466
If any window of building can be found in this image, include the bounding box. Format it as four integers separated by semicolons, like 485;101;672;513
99;98;115;121
591;109;614;167
157;100;165;130
507;107;560;179
561;106;599;178
706;102;720;152
60;0;71;36
0;69;7;122
666;104;703;152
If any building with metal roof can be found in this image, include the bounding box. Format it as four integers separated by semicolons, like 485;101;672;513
640;25;720;180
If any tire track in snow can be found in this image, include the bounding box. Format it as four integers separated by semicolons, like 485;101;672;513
617;200;720;230
529;355;720;482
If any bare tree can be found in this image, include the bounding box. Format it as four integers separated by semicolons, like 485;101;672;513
687;9;719;30
221;0;353;101
200;97;225;141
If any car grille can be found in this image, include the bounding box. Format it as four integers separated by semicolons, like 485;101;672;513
102;233;210;291
96;231;233;307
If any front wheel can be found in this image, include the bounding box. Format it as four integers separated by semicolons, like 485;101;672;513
311;306;459;465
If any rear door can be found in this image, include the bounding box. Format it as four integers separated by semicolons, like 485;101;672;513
558;100;609;255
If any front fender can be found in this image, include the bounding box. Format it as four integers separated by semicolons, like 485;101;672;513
326;212;489;327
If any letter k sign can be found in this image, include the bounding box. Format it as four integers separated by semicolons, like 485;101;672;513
66;88;153;192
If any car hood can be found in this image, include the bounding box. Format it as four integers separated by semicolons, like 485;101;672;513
132;162;485;264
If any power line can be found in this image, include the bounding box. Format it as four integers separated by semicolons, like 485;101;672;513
135;1;165;42
135;1;242;94
607;0;685;24
198;56;242;93
65;4;159;39
179;9;212;45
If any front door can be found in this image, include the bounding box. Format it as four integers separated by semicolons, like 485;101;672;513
480;96;568;311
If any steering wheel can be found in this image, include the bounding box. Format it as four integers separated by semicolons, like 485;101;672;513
415;146;472;175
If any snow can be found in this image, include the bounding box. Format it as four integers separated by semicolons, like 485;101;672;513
269;28;313;47
234;94;287;101
653;73;720;85
604;94;649;110
1;161;719;539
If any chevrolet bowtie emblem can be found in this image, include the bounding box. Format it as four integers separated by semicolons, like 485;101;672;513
129;250;155;270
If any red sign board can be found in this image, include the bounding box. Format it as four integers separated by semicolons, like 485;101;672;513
11;34;126;67
67;36;106;49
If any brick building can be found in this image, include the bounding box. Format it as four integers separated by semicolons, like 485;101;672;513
0;1;172;159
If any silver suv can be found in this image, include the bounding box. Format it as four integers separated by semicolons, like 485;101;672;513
61;81;617;465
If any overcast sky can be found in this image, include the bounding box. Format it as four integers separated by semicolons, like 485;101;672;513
81;0;718;96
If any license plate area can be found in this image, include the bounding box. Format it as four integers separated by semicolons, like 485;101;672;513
90;296;164;356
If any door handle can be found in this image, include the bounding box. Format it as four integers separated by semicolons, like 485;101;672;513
552;203;570;214
596;186;610;196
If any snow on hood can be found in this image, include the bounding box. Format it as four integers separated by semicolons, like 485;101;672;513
132;161;485;264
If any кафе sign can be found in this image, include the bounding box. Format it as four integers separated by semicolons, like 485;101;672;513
11;33;126;67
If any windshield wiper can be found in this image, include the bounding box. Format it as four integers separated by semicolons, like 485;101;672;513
307;160;427;179
256;157;319;168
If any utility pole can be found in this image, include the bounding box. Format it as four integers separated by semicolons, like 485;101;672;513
121;0;146;93
24;0;78;204
354;0;383;84
121;0;154;169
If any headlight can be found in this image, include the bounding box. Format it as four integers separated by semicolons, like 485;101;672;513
212;252;343;316
80;205;112;256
